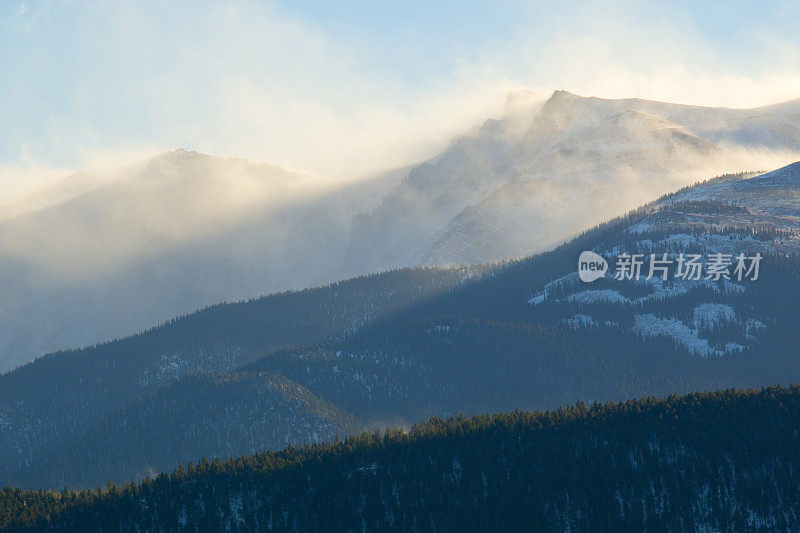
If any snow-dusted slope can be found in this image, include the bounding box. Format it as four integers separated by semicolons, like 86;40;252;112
340;90;545;274
349;90;800;268
529;162;800;357
618;96;800;149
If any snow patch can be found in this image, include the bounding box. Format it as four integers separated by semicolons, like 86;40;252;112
566;289;628;304
565;314;597;328
633;314;718;357
693;303;737;329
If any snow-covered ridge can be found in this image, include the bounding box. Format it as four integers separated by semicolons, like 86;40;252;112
525;163;800;358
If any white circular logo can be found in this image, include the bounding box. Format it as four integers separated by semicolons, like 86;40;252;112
578;251;607;282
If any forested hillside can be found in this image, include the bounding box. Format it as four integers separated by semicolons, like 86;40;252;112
5;164;800;489
0;267;483;488
3;385;800;531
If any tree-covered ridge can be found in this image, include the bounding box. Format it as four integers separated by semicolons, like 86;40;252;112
29;372;365;488
3;385;800;531
0;266;483;488
4;166;800;490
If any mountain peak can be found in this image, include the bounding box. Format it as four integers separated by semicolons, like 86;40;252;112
547;89;581;102
536;90;583;116
140;149;216;177
163;148;206;161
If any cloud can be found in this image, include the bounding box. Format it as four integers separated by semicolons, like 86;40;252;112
488;0;800;108
0;144;158;205
0;0;798;199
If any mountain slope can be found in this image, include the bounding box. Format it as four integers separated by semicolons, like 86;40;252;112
0;150;402;372
5;163;800;488
341;89;545;273
34;371;363;487
0;266;482;488
5;385;800;531
3;91;799;372
349;90;800;268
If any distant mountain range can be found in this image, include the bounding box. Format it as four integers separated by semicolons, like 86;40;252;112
4;162;800;488
1;90;799;372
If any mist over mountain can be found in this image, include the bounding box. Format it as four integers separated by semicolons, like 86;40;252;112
0;171;108;223
347;90;800;270
0;151;402;372
1;90;799;372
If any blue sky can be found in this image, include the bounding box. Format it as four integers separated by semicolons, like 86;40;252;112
1;0;799;198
